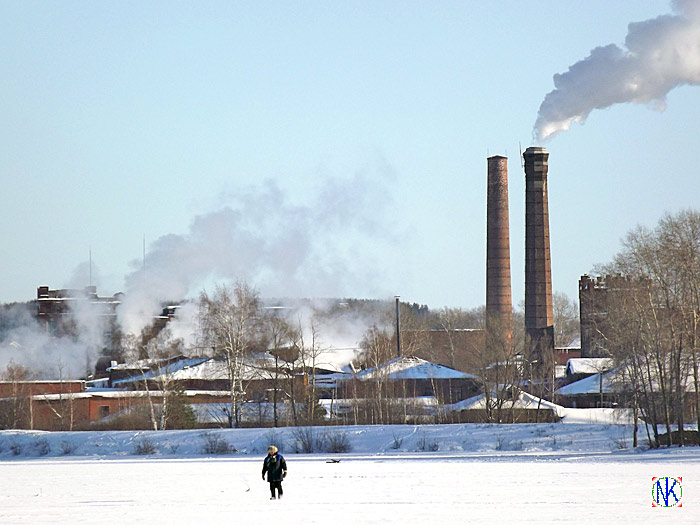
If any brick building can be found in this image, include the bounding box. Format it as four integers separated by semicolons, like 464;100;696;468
36;285;122;338
341;355;480;405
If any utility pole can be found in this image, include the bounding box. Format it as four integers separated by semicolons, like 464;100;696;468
395;296;401;358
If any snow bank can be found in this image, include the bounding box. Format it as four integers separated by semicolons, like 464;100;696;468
0;418;656;460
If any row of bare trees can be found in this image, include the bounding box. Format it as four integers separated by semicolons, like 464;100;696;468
595;209;700;447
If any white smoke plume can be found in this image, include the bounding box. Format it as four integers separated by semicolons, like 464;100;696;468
0;303;99;379
0;164;395;378
534;0;700;141
118;164;396;336
164;300;200;350
272;298;385;370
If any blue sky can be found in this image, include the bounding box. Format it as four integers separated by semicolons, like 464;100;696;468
2;1;698;312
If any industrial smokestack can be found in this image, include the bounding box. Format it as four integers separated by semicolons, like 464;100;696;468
523;147;554;367
486;155;512;349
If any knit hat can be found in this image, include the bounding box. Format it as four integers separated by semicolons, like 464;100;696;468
267;445;278;454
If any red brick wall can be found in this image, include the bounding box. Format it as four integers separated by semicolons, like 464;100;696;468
0;381;85;398
555;347;581;366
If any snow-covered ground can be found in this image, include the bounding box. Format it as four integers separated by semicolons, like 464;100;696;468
2;413;698;523
3;451;699;524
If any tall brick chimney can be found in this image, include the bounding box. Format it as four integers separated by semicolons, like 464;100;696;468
523;147;554;367
486;155;512;349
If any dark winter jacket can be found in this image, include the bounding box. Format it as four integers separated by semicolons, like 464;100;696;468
262;453;287;482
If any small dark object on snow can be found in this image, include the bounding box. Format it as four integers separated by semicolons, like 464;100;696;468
326;458;341;463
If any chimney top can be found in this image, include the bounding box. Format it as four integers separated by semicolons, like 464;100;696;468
523;146;548;155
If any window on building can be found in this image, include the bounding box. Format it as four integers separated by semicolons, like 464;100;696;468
99;405;110;418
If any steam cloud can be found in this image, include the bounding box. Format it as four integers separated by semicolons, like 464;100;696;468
534;0;700;141
1;163;396;378
119;164;397;336
0;303;103;379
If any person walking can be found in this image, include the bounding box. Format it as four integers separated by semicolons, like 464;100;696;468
262;445;287;500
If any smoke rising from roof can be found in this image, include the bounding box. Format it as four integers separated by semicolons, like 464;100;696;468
118;163;397;336
534;0;700;141
0;162;396;379
0;302;104;379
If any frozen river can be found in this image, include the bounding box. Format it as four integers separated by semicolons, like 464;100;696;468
2;451;698;524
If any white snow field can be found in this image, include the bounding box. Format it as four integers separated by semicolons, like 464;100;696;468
1;421;698;524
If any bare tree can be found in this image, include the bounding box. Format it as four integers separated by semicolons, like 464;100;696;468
463;305;527;423
263;313;296;427
598;209;700;446
118;329;186;430
119;332;159;430
291;316;328;425
42;358;76;431
143;329;192;430
0;361;35;429
197;281;262;428
357;325;393;424
396;303;430;358
553;291;580;347
433;307;478;369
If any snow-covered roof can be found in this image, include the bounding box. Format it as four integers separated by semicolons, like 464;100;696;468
312;371;351;389
448;390;564;416
558;361;698;396
355;356;476;381
556;369;621;395
113;357;273;385
565;358;614;376
110;351;358;388
166;358;231;381
111;357;211;385
107;355;195;372
18;390;232;402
